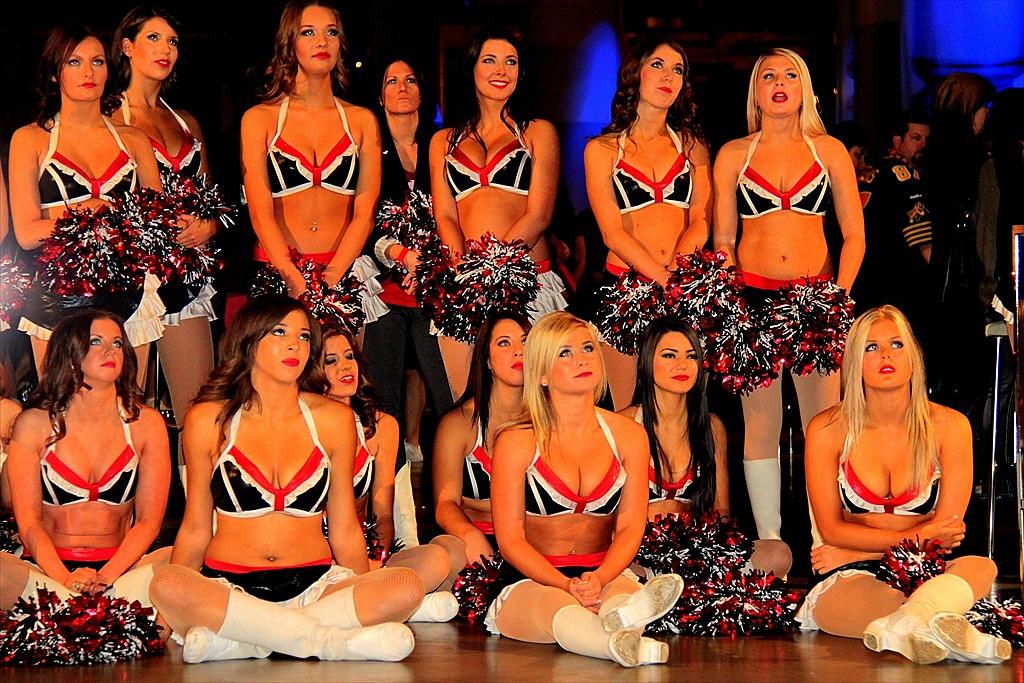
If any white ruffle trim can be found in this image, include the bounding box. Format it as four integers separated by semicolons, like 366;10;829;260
794;567;875;631
350;255;389;325
18;317;52;341
527;270;568;322
123;274;166;346
162;282;217;326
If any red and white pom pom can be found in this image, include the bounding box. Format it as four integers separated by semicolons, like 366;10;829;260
594;270;667;355
414;234;456;325
160;169;236;229
37;205;142;297
704;310;781;396
375;189;437;275
0;256;32;327
768;279;854;376
453;553;504;628
874;537;947;597
434;233;540;343
0;587;164;666
966;598;1024;649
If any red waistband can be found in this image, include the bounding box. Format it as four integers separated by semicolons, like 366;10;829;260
204;556;333;573
472;520;495;535
544;551;607;568
740;271;833;290
534;259;551;274
380;279;419;308
56;546;119;562
254;246;335;266
605;261;653;282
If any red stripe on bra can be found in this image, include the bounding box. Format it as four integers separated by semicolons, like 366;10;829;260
44;445;135;501
51;151;131;200
531;455;621;514
615;152;688;203
742;161;823;210
843;459;921;514
273;135;353;185
227;446;326;512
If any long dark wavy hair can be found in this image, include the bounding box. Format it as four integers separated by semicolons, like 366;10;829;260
194;295;328;445
631;316;716;516
36;24;122;129
260;0;349;102
445;26;534;155
602;34;703;153
110;5;182;96
29;309;142;447
457;311;531;437
320;323;378;439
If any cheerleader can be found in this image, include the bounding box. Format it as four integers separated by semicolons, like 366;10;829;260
428;26;565;400
111;6;218;452
319;323;464;606
712;48;864;542
584;35;711;410
0;310;169;612
622;316;792;577
9;23;165;386
241;0;385;324
800;306;1008;664
433;311;529;564
487;312;683;667
147;295;421;662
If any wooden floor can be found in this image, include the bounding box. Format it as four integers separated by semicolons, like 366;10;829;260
4;621;1021;682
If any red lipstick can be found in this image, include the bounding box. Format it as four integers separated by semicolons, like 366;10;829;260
283;358;300;367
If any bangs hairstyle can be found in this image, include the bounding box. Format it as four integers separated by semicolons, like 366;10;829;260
746;47;826;136
111;6;182;96
260;0;349;101
36;24;122;129
631;316;716;517
445;25;533;155
458;310;532;436
603;34;703;151
320;322;377;438
194;295;328;446
840;305;935;490
28;309;142;446
508;312;606;449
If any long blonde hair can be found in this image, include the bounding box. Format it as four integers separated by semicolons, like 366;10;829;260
745;47;826;136
507;312;607;449
840;306;936;490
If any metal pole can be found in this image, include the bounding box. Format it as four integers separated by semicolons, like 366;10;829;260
1011;225;1023;587
988;334;1001;561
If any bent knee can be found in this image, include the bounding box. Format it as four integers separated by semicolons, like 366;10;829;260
148;564;193;610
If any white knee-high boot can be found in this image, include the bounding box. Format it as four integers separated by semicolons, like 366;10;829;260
863;573;988;664
743;458;782;540
551;605;668;668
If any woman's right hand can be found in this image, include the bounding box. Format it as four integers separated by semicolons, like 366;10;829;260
283;267;308;299
919;514;966;550
463;531;495;565
64;567;100;594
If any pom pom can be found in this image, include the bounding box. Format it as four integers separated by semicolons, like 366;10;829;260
375;189;437;275
0;587;164;666
361;513;405;563
966;598;1024;649
414;235;457;326
0;509;21;554
37;206;141;297
594;270;667;355
0;257;32;327
646;569;801;637
874;537;947;596
766;279;854;376
160;170;236;229
250;250;367;334
452;553;504;627
432;234;540;343
635;512;753;583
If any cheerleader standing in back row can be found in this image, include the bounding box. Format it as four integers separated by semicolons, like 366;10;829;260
712;48;864;542
10;24;166;387
584;35;711;411
111;6;219;457
429;26;565;401
241;0;385;323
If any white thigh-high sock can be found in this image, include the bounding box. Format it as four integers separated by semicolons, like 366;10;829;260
863;574;975;664
393;462;420;549
407;591;459;623
298;586;361;628
743;458;782;540
551;605;668;668
204;588;413;662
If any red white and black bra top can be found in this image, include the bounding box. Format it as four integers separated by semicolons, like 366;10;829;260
37;113;138;210
524;412;627;517
612;127;692;213
837;446;940;515
40;418;138;506
266;97;360;198
210;398;330;518
444;127;532;201
735;132;831;218
352;413;375;501
632;408;695;503
119;97;202;178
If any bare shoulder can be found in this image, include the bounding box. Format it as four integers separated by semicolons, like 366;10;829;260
113;120;149;145
133;405;168;433
494;422;536;454
438;401;474;433
303;392;352;420
431;127;455;149
524;118;557;141
11;123;47;150
716;135;755;162
374;410;399;435
176;110;204;134
584;133;618;158
12;407;50;434
183;400;226;429
806;405;844;437
930;402;970;435
686;136;711;164
241;102;276;130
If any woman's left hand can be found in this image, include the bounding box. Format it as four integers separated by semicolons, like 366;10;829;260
568;571;604;611
176;216;217;248
810;544;878;575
